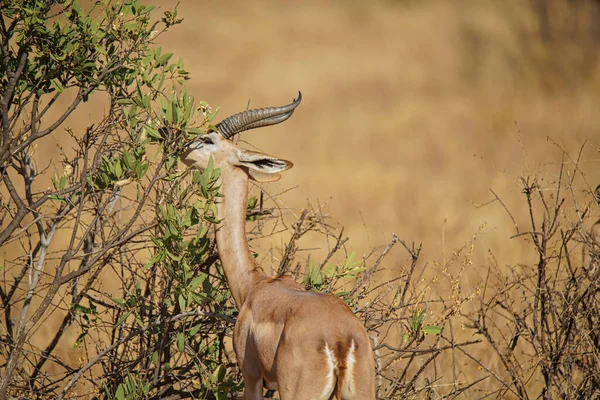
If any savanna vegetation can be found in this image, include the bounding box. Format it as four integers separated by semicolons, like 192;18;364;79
1;0;600;399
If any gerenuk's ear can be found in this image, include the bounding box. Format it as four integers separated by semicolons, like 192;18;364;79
237;150;293;182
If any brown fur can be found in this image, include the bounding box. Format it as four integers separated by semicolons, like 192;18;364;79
333;340;349;400
182;133;376;399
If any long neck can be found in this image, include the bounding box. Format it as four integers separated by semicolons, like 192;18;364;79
215;167;266;308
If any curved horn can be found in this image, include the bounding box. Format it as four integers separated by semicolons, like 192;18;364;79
216;92;302;139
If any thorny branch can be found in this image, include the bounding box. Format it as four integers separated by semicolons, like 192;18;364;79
465;143;600;400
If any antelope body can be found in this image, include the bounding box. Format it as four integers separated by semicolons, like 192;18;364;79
181;93;376;400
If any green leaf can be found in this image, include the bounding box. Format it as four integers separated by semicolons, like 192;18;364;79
189;324;201;336
165;96;173;124
410;309;427;332
205;156;214;178
178;293;186;311
197;225;209;239
186;127;204;135
73;330;87;348
422;325;442;335
311;268;323;286
305;260;323;287
322;263;336;279
59;175;67;190
192;171;202;185
343;252;361;271
112;298;125;306
135;163;149;179
115;311;131;328
247;196;258;210
94;44;107;55
176;332;185;352
166;249;182;262
72;303;92;314
52;174;67;191
144;251;163;269
113;158;123;178
183;207;193;228
122;151;136;169
135;314;144;329
117;98;133;105
173;99;181;124
215;364;226;382
47;194;66;202
210;364;226;384
135;80;144;104
188;273;207;291
50;78;64;93
156;52;173;67
115;384;125;400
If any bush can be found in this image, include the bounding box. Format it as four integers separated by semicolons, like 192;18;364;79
464;157;600;399
0;1;231;397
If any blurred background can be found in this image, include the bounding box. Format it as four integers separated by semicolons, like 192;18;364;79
151;0;600;273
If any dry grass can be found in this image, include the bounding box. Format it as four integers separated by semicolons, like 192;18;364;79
153;0;600;268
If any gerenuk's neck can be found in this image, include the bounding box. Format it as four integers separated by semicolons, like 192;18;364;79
215;167;267;308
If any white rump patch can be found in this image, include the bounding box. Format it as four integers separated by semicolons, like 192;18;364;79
341;339;356;397
321;342;337;399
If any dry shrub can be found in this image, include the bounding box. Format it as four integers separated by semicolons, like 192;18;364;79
463;143;600;399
